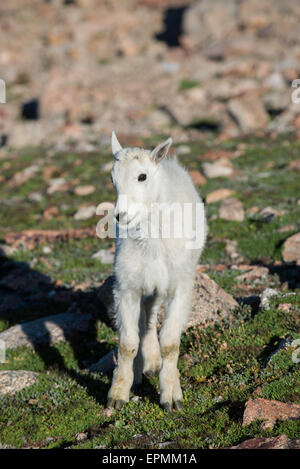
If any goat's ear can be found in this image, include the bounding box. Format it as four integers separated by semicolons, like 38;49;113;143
111;130;122;157
150;137;172;164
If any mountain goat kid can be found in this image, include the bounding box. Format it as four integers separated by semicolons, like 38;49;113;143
107;132;206;411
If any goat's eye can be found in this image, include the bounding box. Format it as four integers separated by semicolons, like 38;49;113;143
138;173;147;182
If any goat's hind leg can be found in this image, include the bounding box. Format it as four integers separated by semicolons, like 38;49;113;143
107;290;140;409
159;281;192;412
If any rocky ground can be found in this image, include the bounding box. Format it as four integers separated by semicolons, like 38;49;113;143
0;132;299;448
2;0;300;150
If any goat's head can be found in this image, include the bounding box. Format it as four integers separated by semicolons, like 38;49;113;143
111;131;172;227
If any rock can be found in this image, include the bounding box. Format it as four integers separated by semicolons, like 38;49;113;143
89;348;118;373
206;188;235;204
0;370;38;395
0;312;93;350
263;335;293;367
101;162;114;173
282;232;300;263
183;0;237;45
74;205;97;220
188;170;207;186
243;398;300;430
8;165;40;188
263;72;286;90
219;198;245;222
188;271;239;327
259;206;285;222
92;249;114;264
47;178;71;195
236;266;269;283
231;435;300;449
228;94;269;133
202;159;233;178
259;288;278;310
74;185;95;196
75;432;88;442
289;159;300;171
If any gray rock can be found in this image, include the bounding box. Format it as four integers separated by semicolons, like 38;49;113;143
74;205;96;221
0;370;38;395
219;198;245;222
259;288;278;311
92;249;114;264
0;312;93;350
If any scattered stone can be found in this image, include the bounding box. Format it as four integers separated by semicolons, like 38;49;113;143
243;398;300;430
101;162;114;173
228;94;269;133
75;432;88;442
259;206;285;222
89;348;118;373
28;192;44;202
188;170;207;186
278;224;296;233
47;178;70;195
8;165;40;188
202;159;233;178
0;312;93;350
74;205;97;220
101;408;114;418
289;159;300;171
43;206;59;220
176;145;191;155
74;185;95;196
282;232;300;263
225;239;239;260
259;288;278;311
219;198;245;222
236;266;269;283
0;370;39;395
92;249;114;264
206;188;235;204
277;303;293;312
231;435;300;449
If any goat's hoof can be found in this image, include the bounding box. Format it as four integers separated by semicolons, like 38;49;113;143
144;370;155;378
161;402;172;412
107;398;126;410
161;400;183;412
174;400;183;411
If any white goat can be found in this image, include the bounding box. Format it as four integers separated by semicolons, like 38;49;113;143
107;132;206;411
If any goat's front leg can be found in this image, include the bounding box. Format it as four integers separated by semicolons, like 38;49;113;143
159;281;192;412
107;289;140;409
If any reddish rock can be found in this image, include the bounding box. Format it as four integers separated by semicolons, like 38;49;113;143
282;232;300;263
206;188;235;204
188;170;207;186
231;435;300;449
219;198;245;222
243;398;300;430
228;94;269;133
